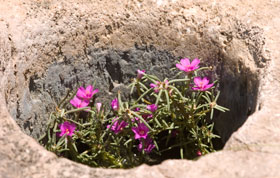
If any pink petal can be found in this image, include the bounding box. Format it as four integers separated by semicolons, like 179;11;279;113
59;123;66;132
150;83;157;88
205;83;214;90
111;98;119;111
176;64;185;71
92;89;99;95
67;123;76;136
147;104;157;112
137;142;143;151
137;69;146;79
59;122;76;137
70;99;76;107
190;58;200;67
142;124;149;132
86;85;93;92
59;132;65;137
192;87;200;90
137;69;145;75
132;127;140;139
134;134;141;140
70;96;82;108
202;77;209;85
193;77;202;86
79;86;86;92
180;58;190;66
76;87;86;98
96;103;102;112
69;124;76;132
80;100;90;107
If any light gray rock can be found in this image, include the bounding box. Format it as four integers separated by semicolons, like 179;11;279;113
0;0;280;177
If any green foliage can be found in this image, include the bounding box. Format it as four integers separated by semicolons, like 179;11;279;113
39;62;229;168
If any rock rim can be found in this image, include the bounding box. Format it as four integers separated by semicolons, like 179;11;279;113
0;0;280;177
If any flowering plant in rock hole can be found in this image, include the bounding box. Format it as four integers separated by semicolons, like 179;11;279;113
39;57;229;168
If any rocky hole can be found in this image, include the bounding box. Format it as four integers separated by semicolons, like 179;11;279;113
7;44;261;165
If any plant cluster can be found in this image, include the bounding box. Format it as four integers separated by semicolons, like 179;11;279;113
39;58;229;168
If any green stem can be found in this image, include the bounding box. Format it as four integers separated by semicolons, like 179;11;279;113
63;107;91;116
131;111;155;131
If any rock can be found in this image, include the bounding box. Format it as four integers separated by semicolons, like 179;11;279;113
0;0;280;177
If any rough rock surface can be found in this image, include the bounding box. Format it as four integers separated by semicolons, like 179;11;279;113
0;0;280;177
1;0;265;144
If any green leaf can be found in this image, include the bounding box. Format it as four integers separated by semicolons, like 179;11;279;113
215;105;230;112
145;74;160;82
164;90;170;111
100;117;120;140
168;85;186;100
129;82;135;94
124;138;133;147
131;111;154;131
180;147;184;159
202;95;211;103
155;89;163;105
52;122;58;144
168;78;190;84
210;108;214;119
118;91;124;111
214;91;220;102
162;119;169;128
138;81;149;91
154;117;162;127
134;87;153;104
154;140;159;151
196;66;210;72
63;107;91;115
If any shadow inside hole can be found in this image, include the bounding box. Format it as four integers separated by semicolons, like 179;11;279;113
212;59;259;149
8;46;260;164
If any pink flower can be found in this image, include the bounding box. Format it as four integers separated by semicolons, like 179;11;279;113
107;118;128;134
150;81;161;93
142;114;153;120
197;150;202;156
70;96;90;108
147;104;157;112
150;80;168;93
111;98;119;111
137;70;146;80
59;121;76;137
76;85;99;100
164;80;169;87
192;77;214;91
132;123;149;140
176;58;200;72
96;102;102;112
138;137;155;153
131;117;139;122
